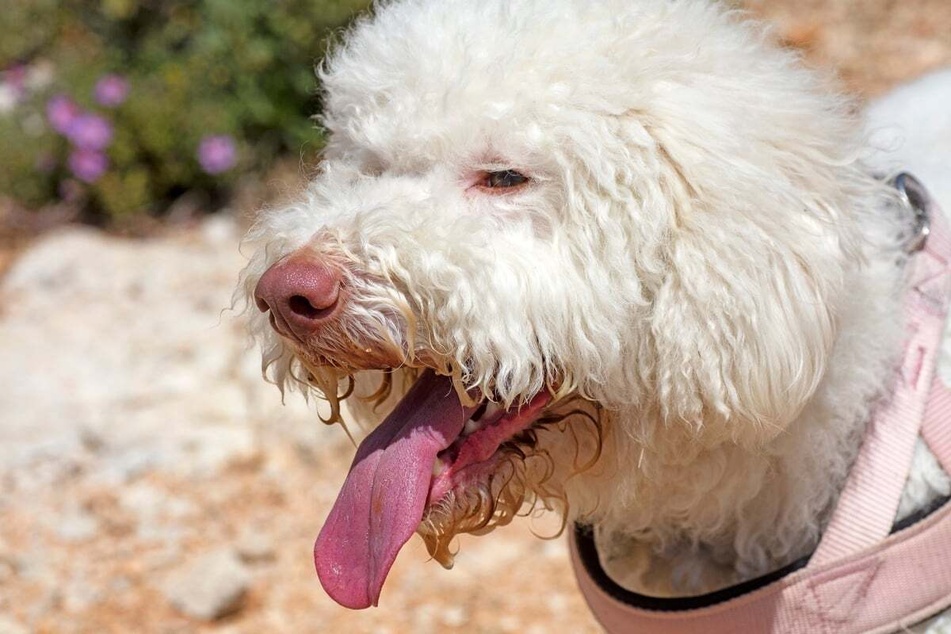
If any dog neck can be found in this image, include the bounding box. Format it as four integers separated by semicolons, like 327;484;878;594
585;190;951;597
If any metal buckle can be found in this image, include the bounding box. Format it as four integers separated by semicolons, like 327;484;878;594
890;172;931;253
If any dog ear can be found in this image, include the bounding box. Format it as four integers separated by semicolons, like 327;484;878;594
646;155;842;445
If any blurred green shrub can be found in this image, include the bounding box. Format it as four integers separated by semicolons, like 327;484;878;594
0;0;370;220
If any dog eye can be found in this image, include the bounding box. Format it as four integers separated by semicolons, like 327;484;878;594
481;170;529;189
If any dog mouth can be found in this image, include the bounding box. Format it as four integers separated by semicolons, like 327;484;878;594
313;369;551;609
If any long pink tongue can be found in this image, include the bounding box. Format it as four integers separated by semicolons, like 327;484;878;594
314;370;474;608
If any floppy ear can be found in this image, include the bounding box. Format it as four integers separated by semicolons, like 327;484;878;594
622;57;879;443
542;56;873;435
649;210;838;442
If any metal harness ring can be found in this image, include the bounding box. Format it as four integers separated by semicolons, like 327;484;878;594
891;172;932;253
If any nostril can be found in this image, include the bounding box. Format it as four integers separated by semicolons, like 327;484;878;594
288;293;338;320
255;295;271;313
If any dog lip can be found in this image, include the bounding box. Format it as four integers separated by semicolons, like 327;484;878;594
428;390;552;505
275;330;407;372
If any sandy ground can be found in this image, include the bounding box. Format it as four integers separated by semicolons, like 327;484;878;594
2;2;950;633
744;0;951;96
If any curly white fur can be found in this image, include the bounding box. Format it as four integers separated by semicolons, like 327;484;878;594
239;0;951;603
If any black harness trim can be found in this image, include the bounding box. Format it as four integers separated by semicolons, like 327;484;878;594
573;494;950;613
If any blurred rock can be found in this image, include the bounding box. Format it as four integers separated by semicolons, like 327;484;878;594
54;508;98;542
235;529;276;564
0;216;314;480
0;617;29;634
62;579;103;613
162;549;252;621
440;605;468;627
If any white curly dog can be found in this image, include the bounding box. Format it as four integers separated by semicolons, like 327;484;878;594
241;0;951;629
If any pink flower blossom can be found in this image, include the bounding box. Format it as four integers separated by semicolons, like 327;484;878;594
3;65;26;101
65;114;114;151
94;74;129;107
197;135;237;174
46;94;81;134
68;149;109;183
5;65;26;89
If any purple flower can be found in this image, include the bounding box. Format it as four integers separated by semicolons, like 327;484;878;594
46;94;81;134
65;114;113;151
197;135;237;174
94;74;129;107
68;149;109;183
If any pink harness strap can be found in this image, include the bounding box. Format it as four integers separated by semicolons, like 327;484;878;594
812;198;951;565
570;180;951;633
570;502;951;634
922;383;951;475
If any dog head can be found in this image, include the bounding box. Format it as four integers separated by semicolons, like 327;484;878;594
240;0;882;608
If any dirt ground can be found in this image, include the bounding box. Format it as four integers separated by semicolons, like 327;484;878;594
744;0;951;96
2;2;950;633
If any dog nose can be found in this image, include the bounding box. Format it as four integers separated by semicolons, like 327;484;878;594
254;253;343;340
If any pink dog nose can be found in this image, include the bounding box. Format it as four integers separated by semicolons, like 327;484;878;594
254;253;344;340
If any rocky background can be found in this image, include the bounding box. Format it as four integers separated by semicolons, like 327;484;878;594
2;1;951;632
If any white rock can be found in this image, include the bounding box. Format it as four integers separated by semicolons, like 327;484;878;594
412;603;437;634
163;549;252;621
55;510;99;542
0;215;320;479
0;617;29;634
441;605;468;627
62;579;102;612
235;530;276;563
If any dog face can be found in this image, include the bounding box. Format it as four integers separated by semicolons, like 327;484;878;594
241;0;877;609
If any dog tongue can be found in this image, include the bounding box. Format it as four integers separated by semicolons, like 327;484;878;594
314;370;473;609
